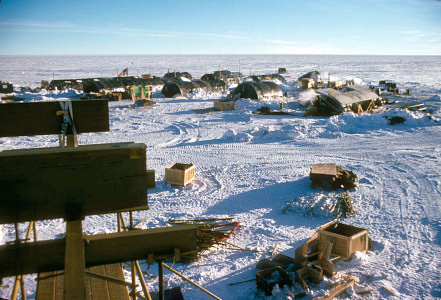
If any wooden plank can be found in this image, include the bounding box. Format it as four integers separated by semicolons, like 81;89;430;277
314;279;354;300
311;163;337;176
89;265;110;300
0;225;198;278
0;143;148;223
54;271;64;300
0;100;109;137
104;264;130;299
321;241;333;261
36;272;56;300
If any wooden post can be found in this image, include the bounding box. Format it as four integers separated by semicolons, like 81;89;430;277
131;261;137;300
135;261;152;300
64;220;86;300
158;260;164;300
66;134;78;148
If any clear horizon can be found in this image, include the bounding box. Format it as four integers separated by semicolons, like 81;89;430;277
1;0;440;56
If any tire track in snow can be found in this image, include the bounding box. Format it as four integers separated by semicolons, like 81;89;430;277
155;121;200;148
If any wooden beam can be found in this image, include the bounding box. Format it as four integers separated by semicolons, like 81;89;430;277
0;143;148;223
0;100;109;137
64;220;86;300
0;225;198;278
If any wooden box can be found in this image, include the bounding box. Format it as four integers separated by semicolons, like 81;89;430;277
214;99;235;111
0;143;148;223
318;222;368;258
256;266;292;296
165;163;195;186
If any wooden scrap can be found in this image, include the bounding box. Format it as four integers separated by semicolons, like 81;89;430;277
320;241;333;261
382;285;396;295
314;279;354;300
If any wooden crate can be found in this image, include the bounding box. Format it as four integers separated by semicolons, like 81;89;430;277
318;222;368;258
165;163;195;186
256;266;292;296
214;99;235;111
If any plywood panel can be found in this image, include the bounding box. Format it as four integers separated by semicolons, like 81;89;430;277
0;100;109;137
0;143;148;223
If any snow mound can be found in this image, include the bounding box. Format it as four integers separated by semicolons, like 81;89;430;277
322;109;439;136
186;89;229;100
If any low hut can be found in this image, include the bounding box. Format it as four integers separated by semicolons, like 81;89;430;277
0;81;13;93
232;82;283;99
214;70;244;85
49;79;87;91
315;86;383;115
298;71;323;89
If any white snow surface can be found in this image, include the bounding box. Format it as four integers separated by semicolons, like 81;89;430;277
1;55;441;299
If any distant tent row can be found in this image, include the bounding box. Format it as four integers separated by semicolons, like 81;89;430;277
161;79;227;98
49;76;165;93
232;82;283;99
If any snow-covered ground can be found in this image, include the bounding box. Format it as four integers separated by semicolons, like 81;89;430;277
1;55;441;299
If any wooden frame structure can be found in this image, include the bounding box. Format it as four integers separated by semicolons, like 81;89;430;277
0;100;222;300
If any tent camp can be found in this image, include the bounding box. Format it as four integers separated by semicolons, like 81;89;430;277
232;82;283;99
50;76;164;93
315;86;383;115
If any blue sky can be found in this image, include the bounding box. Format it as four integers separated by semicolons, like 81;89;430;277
0;0;440;55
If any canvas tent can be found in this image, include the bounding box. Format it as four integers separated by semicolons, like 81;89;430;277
163;72;193;82
232;82;283;99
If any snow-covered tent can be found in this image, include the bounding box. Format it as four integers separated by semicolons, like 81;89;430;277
245;74;287;84
161;79;227;98
163;72;193;82
232;82;283;99
299;71;322;82
315;86;383;115
213;70;244;85
49;79;88;91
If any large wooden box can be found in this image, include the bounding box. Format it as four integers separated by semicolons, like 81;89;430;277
165;163;195;186
318;222;368;258
0;143;148;223
214;99;235;111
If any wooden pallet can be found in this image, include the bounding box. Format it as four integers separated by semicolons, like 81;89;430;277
36;264;129;300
